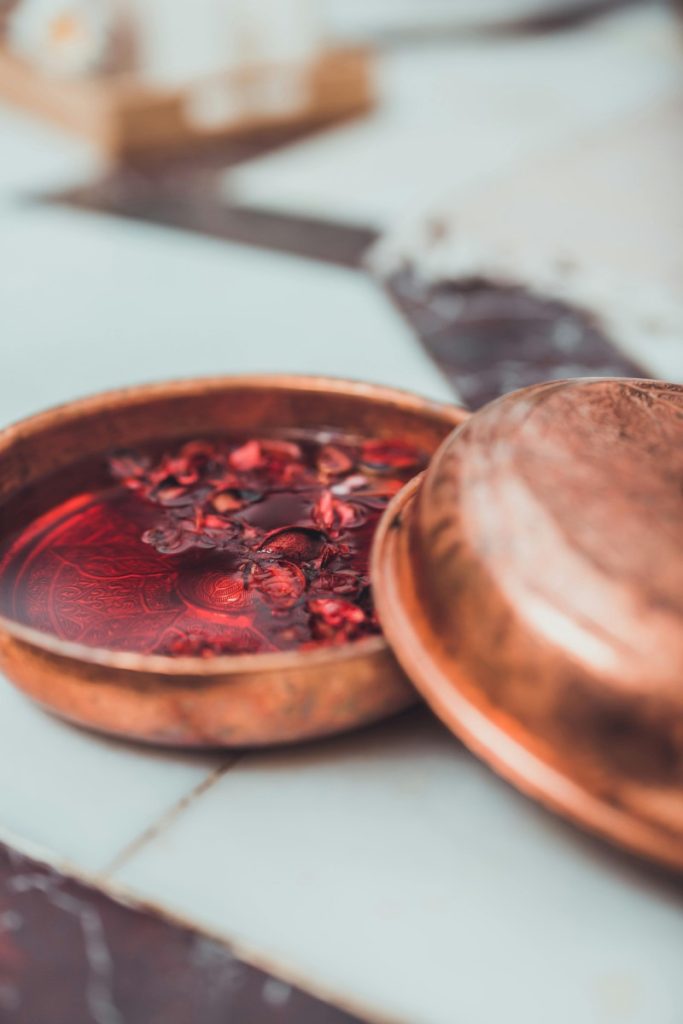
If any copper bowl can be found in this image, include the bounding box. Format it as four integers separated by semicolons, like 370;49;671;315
0;375;465;748
373;378;683;872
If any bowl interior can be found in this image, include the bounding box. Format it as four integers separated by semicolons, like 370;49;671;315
0;376;464;664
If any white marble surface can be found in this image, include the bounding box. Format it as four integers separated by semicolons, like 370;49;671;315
323;0;604;37
0;105;100;200
0;682;220;874
112;710;683;1024
0;202;452;428
226;6;683;228
0;7;682;1022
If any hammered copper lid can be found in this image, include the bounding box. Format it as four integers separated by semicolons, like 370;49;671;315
373;378;683;870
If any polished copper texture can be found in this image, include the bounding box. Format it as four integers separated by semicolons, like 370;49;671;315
373;378;683;871
0;376;466;748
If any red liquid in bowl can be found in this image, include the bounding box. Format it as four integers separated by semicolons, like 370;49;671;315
0;432;426;656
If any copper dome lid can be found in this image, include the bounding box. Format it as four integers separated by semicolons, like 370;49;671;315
372;378;683;871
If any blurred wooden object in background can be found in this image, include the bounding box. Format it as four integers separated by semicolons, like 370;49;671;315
0;43;373;158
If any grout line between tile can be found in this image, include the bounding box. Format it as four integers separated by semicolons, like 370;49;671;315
98;755;243;881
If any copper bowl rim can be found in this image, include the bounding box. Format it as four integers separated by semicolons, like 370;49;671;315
371;465;683;873
0;373;465;677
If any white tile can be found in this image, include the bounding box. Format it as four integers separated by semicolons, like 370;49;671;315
0;203;453;429
0;680;219;873
227;6;683;228
421;96;683;297
0;103;101;200
113;709;683;1024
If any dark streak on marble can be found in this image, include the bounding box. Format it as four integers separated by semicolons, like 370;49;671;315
43;167;647;409
47;167;378;270
363;0;642;47
0;842;364;1024
386;270;649;409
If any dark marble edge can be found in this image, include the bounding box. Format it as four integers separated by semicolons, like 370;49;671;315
0;840;370;1024
45;173;651;409
49;186;378;270
363;0;645;46
385;270;650;409
45;164;379;270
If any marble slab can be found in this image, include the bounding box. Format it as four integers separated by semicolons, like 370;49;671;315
111;710;683;1024
226;6;683;228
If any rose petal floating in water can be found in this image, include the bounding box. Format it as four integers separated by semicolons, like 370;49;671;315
229;439;263;471
94;432;428;654
360;439;423;473
312;490;363;537
251;560;306;608
308;596;368;643
317;444;354;478
259;526;325;562
309;569;361;597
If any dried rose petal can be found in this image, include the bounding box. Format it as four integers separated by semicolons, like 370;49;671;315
229;440;263;471
308;541;348;572
308;596;367;642
260;439;303;462
211;490;244;514
348;480;405;512
239;522;266;546
312;490;362;536
201;512;231;531
96;431;421;655
142;518;197;555
310;570;361;596
317;444;354;477
205;466;239;491
251;561;306;608
199;522;241;551
160;455;200;486
360;439;423;473
278;460;313;488
150;483;198;507
259;527;324;562
142;510;239;554
308;597;365;625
